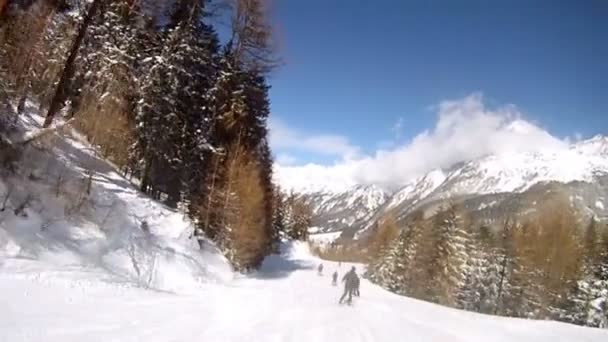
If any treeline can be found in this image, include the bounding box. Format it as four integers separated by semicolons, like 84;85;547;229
0;0;300;270
272;188;313;243
366;197;608;328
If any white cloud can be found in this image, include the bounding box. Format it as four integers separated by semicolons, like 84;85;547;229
276;93;570;192
352;93;567;186
274;162;358;193
269;117;360;159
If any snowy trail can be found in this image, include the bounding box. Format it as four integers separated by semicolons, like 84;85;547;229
2;242;608;342
1;113;607;341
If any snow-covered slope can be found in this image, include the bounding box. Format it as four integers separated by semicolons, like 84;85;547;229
381;136;608;216
2;241;607;342
297;185;390;234
0;111;233;294
385;169;447;212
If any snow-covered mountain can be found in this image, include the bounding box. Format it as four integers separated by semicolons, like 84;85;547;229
383;136;608;211
298;185;390;235
280;136;608;240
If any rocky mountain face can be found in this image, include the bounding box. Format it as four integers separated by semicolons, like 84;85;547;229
295;185;390;234
280;136;608;241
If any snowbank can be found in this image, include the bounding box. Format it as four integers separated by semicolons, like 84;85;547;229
0;110;233;293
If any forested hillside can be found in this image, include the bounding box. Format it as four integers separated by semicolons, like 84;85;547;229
364;197;608;328
0;0;311;270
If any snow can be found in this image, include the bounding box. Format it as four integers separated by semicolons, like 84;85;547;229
285;185;389;235
2;112;607;341
596;201;605;210
478;200;498;210
310;185;389;216
1;111;233;294
386;169;446;210
378;138;608;218
276;136;608;239
308;231;342;244
275;137;608;201
2;241;608;342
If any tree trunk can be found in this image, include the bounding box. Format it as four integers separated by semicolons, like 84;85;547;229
0;0;9;21
495;252;508;315
42;0;103;128
165;174;181;208
203;154;221;234
140;155;151;193
17;90;27;114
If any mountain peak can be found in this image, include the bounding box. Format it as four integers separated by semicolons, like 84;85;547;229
572;135;608;156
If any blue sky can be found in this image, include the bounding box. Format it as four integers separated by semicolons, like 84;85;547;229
266;0;607;168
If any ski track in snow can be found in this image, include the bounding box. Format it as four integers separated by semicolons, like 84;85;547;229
2;242;608;342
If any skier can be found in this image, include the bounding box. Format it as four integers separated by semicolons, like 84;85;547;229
339;266;359;305
332;271;338;286
318;263;324;276
353;273;360;297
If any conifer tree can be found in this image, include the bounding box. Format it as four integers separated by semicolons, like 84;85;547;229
457;225;504;313
427;202;470;306
288;196;312;241
565;220;608;327
270;185;286;251
368;234;400;289
133;0;218;206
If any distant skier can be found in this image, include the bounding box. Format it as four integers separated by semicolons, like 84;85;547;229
353;273;360;297
339;266;359;305
332;271;338;286
318;263;324;276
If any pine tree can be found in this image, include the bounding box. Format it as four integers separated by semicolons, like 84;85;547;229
385;227;418;295
566;221;608;327
270;185;286;251
67;0;140;168
457;225;504;313
427;202;470;306
43;0;103;127
288;196;312;241
368;234;400;289
133;0;219;206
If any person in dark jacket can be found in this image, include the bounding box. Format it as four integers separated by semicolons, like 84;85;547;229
339;266;359;304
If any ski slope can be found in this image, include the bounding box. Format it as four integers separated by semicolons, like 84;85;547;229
1;111;607;341
2;242;608;342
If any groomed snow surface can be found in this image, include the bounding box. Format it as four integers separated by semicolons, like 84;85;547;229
1;113;607;341
2;241;608;342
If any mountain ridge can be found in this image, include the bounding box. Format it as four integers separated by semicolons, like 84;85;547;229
279;135;608;239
